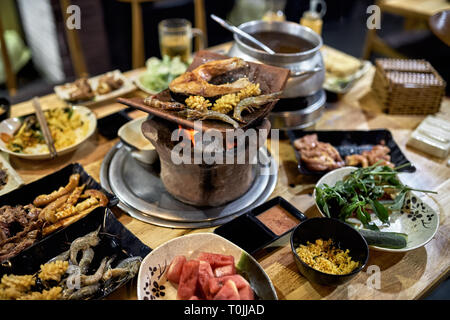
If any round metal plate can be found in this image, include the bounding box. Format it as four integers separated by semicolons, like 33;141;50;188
100;143;278;228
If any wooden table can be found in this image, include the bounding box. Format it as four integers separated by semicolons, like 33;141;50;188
7;44;450;300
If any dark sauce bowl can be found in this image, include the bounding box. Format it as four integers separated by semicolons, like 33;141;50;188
290;217;369;286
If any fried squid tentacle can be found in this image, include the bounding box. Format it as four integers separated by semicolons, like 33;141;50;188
33;174;80;207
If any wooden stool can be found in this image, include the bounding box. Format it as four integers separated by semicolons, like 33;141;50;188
118;0;207;69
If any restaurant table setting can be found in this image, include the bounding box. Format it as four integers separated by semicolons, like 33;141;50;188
0;14;449;301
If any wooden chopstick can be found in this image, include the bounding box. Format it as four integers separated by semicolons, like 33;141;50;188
32;97;58;158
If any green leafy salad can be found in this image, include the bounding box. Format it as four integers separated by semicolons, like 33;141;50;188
138;55;189;93
315;163;437;231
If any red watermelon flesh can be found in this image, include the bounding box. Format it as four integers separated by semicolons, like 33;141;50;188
198;252;235;269
213;279;240;300
213;264;236;278
166;255;186;284
198;260;214;299
177;260;200;300
208;274;250;296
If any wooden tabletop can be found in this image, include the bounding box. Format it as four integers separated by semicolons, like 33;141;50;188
379;0;450;20
7;44;450;300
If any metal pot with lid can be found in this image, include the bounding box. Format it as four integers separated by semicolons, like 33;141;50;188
228;20;325;98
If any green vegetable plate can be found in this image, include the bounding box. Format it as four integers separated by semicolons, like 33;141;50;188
313;166;440;253
137;233;277;300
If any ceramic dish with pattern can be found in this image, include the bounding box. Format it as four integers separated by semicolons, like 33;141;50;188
137;233;277;300
0;106;97;160
313;166;440;253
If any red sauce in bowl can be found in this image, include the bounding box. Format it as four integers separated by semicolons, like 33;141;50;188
256;205;300;236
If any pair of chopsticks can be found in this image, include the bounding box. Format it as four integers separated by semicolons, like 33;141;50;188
32;97;57;159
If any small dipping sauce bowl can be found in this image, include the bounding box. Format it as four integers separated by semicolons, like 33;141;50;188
118;116;158;164
290;217;369;286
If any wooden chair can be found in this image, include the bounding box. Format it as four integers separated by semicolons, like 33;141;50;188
59;0;88;78
362;0;450;59
118;0;207;69
0;15;17;97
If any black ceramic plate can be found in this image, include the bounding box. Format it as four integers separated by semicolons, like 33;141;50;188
0;163;119;263
0;207;151;299
0;162;118;207
286;129;416;175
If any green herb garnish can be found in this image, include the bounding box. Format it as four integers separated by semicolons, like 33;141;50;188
315;163;437;230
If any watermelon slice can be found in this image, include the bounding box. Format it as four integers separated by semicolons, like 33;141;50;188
208;274;250;296
238;283;255;300
198;252;235;269
213;264;236;278
167;255;187;284
213;279;240;300
177;260;200;300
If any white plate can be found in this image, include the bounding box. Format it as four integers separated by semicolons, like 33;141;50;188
0;106;97;160
137;233;277;300
54;70;136;106
313;166;440;252
0;152;24;196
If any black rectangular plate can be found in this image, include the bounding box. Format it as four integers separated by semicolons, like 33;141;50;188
214;196;307;255
0;163;119;263
0;162;118;207
0;207;151;299
286;129;416;176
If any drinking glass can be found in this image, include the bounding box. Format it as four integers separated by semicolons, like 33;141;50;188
158;19;205;62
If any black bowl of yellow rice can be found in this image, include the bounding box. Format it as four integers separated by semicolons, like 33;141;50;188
290;217;369;286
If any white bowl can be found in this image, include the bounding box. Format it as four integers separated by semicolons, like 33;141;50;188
137;233;277;300
313;166;440;252
0;106;97;160
118;116;157;164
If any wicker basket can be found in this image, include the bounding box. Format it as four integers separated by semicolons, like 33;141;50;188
371;59;446;115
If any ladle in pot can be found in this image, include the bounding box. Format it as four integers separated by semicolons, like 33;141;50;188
210;14;276;55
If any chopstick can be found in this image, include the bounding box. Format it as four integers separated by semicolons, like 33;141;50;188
32;97;58;159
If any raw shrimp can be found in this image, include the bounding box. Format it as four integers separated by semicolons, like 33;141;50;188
78;248;95;274
69;228;100;264
80;257;108;286
233;91;282;122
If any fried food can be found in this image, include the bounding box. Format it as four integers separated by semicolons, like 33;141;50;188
211;93;240;114
0;230;142;300
96;73;124;95
38;260;69;282
66;78;95;102
33;173;80;207
143;94;186;110
185;95;211;112
345;142;394;168
178;109;240;129
17;287;63;300
169;57;253;97
293;134;345;171
0;174;108;263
